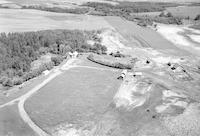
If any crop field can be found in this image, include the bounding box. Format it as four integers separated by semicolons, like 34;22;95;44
25;62;121;133
104;16;191;56
0;8;112;33
0;104;37;136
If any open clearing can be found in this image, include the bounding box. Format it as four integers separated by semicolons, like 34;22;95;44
166;6;200;19
0;104;37;136
104;16;191;56
0;8;113;33
25;62;121;134
157;24;200;57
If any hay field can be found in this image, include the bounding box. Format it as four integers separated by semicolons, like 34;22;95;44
0;8;112;33
25;64;121;133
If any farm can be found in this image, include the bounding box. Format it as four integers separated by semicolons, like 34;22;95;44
0;0;200;136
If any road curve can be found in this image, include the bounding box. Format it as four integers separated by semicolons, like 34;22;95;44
0;58;77;136
18;71;62;136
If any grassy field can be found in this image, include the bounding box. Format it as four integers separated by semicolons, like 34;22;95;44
0;8;112;33
166;6;200;19
25;62;121;133
0;104;37;136
104;16;191;56
23;59;171;136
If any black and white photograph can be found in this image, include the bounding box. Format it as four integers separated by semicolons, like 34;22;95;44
0;0;200;136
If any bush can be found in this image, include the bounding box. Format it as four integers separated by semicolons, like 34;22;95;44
0;76;7;84
110;51;125;58
43;62;54;70
13;77;23;85
51;56;63;66
89;43;107;54
87;54;133;69
194;14;200;21
2;77;14;87
39;47;49;55
159;11;173;17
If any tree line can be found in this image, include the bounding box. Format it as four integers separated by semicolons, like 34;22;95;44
0;29;106;87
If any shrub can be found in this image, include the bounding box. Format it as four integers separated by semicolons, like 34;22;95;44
90;43;107;54
166;12;173;17
87;54;133;69
39;47;49;55
110;51;125;58
43;62;54;70
51;56;63;66
2;77;14;87
194;14;200;21
13;77;23;85
0;76;7;84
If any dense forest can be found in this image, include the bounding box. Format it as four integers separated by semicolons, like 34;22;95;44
83;2;179;15
83;2;182;25
0;30;106;87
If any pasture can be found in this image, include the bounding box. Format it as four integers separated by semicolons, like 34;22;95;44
25;61;121;134
0;8;112;33
0;104;37;136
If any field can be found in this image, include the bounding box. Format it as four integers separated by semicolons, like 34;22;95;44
0;8;112;33
25;61;121;134
104;16;191;56
166;6;200;19
1;0;200;136
5;0;200;5
157;24;200;57
0;104;37;136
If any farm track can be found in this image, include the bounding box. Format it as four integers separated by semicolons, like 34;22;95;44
0;59;77;136
0;58;120;136
1;57;198;136
138;69;200;102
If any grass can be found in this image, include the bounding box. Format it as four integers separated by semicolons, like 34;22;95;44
166;6;200;19
0;8;112;33
104;16;190;56
190;24;200;30
25;62;121;133
0;104;37;136
163;103;200;136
